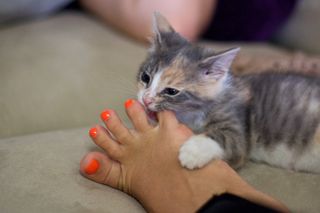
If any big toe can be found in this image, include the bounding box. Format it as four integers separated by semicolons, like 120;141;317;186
80;152;122;189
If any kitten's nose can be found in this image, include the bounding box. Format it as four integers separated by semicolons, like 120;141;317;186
143;97;153;107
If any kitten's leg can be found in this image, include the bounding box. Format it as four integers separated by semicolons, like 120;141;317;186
294;141;320;173
179;129;247;170
179;134;224;169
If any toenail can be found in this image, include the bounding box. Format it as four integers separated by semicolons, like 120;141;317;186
125;99;134;108
85;159;100;175
100;110;111;121
89;127;98;138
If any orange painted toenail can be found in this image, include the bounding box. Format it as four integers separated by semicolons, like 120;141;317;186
85;159;100;175
89;127;98;138
100;110;111;121
125;99;134;108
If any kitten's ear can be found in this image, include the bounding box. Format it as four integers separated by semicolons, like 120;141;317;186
149;12;187;51
200;47;240;80
152;12;175;42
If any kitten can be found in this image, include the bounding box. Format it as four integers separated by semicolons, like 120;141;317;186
137;13;320;173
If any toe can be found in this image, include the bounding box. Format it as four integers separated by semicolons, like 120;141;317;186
100;109;131;143
80;152;122;189
158;111;179;130
124;99;152;132
89;125;123;159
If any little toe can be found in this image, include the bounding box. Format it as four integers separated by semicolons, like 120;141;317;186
80;152;122;190
89;125;123;159
124;99;152;132
100;109;131;143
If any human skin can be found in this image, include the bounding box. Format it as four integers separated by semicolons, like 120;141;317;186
79;0;217;42
79;99;289;213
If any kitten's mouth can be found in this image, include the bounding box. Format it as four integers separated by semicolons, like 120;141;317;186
146;110;158;122
139;100;158;121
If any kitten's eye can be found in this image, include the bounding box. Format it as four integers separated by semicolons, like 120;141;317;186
162;88;180;96
141;72;150;84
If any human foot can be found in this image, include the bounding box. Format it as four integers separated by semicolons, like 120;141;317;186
80;99;289;213
80;99;199;212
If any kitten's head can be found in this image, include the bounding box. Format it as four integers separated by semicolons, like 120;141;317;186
137;13;239;122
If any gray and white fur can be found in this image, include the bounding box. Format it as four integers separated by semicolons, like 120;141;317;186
136;13;320;173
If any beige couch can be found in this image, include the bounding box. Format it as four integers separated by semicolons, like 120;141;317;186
1;12;320;213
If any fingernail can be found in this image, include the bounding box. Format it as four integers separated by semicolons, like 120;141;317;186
100;110;111;121
89;127;98;138
125;99;134;109
85;159;100;175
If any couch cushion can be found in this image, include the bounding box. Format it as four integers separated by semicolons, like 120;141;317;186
0;127;319;212
0;12;146;138
0;128;145;213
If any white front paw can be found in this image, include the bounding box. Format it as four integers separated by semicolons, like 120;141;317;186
179;135;224;170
